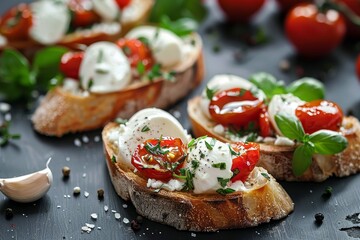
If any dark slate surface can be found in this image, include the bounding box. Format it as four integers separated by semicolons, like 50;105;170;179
1;0;360;239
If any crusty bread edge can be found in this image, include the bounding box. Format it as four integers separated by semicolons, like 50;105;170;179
188;96;360;182
102;122;294;231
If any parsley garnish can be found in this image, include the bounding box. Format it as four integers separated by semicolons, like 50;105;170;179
111;155;117;163
87;78;94;89
191;160;200;170
141;125;150;132
115;118;127;124
217;177;230;188
173;168;194;191
205;138;216;150
0;121;20;146
216;188;235;195
232;168;240;178
261;172;271;181
228;145;239;156
212;162;226;170
144;138;169;155
206;86;217;100
137;36;150;46
187;136;207;149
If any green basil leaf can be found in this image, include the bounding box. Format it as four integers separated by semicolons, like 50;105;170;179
159;16;197;36
275;113;306;141
292;143;314;176
309;130;348;154
287;78;325;102
32;46;68;91
149;0;207;23
249;72;286;99
0;49;34;101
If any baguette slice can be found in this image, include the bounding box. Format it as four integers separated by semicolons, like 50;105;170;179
188;96;360;182
31;33;204;136
3;0;153;53
102;122;294;232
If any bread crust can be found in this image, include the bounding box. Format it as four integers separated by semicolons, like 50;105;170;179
1;0;153;54
31;33;204;136
102;122;294;231
188;96;360;182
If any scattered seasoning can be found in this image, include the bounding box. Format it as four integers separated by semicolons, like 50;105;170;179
114;213;121;220
62;166;71;178
74;138;82;147
131;220;141;231
73;187;81;195
104;205;109;212
86;223;95;229
84;191;89;198
81;226;92;233
315;213;324;224
90;213;98;220
82;173;87;178
123;218;130;224
97;189;104;199
322;186;333;199
5;208;13;220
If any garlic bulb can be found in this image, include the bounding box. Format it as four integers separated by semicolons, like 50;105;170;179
0;158;53;203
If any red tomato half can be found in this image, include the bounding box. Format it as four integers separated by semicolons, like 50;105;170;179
209;88;263;127
131;137;187;181
217;0;265;22
68;0;100;27
117;38;154;70
0;4;32;41
295;100;343;134
60;52;84;79
115;0;131;9
285;3;346;58
230;142;260;182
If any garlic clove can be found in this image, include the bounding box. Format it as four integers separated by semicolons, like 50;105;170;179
0;158;53;203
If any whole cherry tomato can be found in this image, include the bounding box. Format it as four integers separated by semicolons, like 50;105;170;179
209;88;263;127
230;142;260;182
68;0;100;27
131;137;187;181
295;100;343;134
285;3;346;58
356;54;360;80
334;0;360;39
217;0;266;22
275;0;312;12
115;0;132;9
60;52;84;79
259;107;271;137
117;38;154;70
0;3;32;41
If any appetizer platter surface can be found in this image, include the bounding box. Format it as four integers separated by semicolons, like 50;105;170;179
1;0;360;239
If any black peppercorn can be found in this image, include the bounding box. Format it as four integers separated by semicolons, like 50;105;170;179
62;166;70;178
131;220;141;231
97;189;104;199
5;208;13;220
315;213;324;224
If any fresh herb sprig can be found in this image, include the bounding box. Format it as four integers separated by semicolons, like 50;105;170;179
144;138;170;155
0;121;21;146
275;113;348;176
249;72;325;102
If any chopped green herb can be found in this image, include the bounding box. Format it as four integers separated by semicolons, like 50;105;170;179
187;136;207;149
87;78;94;89
141;125;150;132
216;188;235;195
205;138;216;150
191;160;200;170
261;172;271;181
111;155;117;163
115;118;127;124
144;139;169;155
174;168;194;191
153;188;161;193
217;177;230;188
232;168;240;178
137;61;145;75
212;162;226;170
97;49;104;63
137;36;150;46
228;145;239;156
238;89;247;97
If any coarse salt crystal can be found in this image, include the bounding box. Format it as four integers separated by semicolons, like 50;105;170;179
191;233;196;237
84;191;89;198
123;218;129;224
104;205;109;212
114;213;121;220
82;135;89;143
74;138;82;147
91;213;98;220
122;204;128;209
86;223;95;229
94;136;100;142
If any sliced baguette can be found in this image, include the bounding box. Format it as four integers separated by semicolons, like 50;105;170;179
102;122;294;232
188;96;360;182
2;0;153;53
31;33;204;136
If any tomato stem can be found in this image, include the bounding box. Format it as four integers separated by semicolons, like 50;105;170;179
321;0;360;26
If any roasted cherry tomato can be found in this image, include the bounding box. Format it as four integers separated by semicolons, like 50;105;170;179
259;107;271;137
334;0;360;39
117;38;154;70
217;0;265;22
0;4;32;40
356;54;360;81
60;51;84;79
209;88;263;127
275;0;311;12
230;142;260;182
285;3;346;58
295;100;343;134
68;0;100;27
131;137;187;181
115;0;132;9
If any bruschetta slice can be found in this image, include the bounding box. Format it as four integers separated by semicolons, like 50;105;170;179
32;26;204;136
102;108;294;231
188;74;360;181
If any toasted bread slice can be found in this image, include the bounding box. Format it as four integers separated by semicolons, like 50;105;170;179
31;33;204;136
188;96;360;182
102;122;294;231
3;0;153;53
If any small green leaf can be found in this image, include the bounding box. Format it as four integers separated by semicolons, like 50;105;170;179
141;125;150;132
115;118;127;124
159;16;197;36
137;36;150;46
309;130;348;154
137;62;145;75
205;139;216;150
111;155;117;163
191;160;200;170
292;143;314;176
287;78;325;102
205;86;217;100
275;113;306;141
261;172;271;180
217;177;230;188
249;72;286;99
212;162;226;170
216;188;235;195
